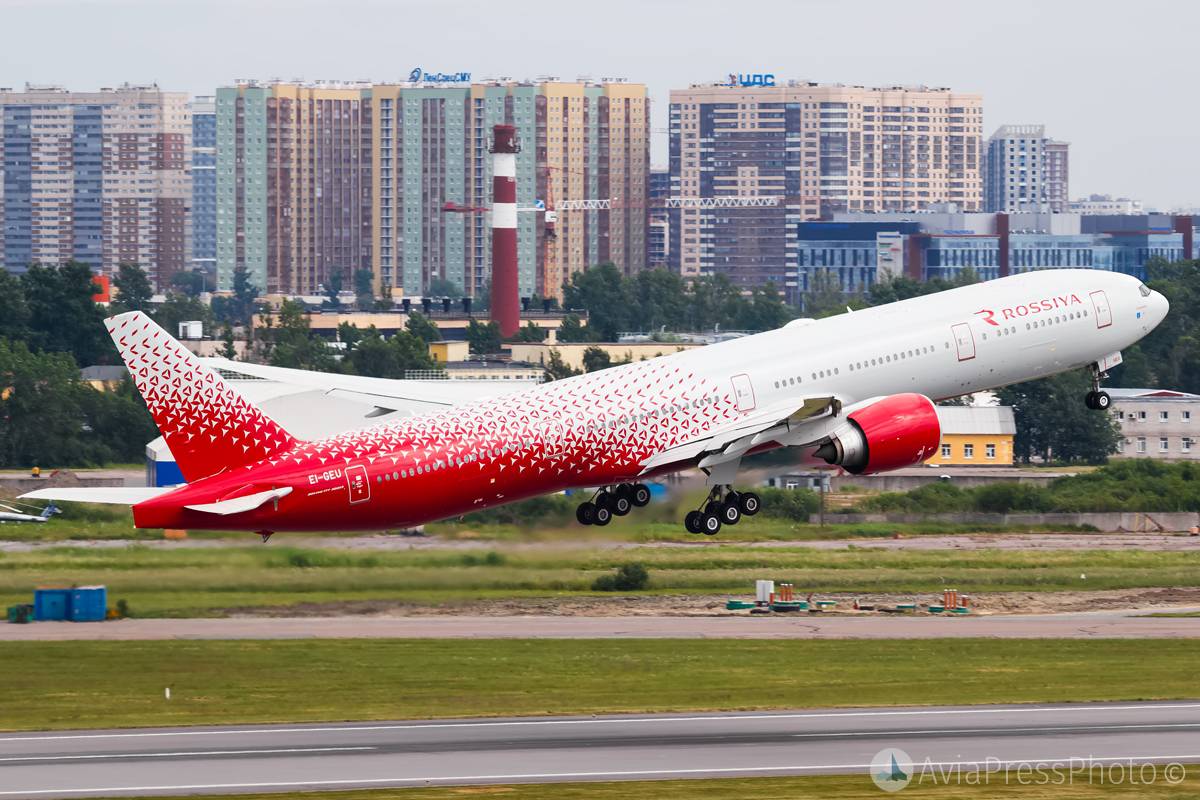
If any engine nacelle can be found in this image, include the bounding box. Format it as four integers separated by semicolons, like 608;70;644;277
814;393;941;475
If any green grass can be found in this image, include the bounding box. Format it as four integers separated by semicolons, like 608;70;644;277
1;544;1197;617
2;639;1199;731
98;771;1200;800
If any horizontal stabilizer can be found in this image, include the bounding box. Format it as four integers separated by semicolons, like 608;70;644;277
184;487;292;516
19;487;178;505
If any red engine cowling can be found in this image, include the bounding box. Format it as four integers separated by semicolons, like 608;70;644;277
814;393;941;475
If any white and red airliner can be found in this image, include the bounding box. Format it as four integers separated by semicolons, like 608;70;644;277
25;269;1167;536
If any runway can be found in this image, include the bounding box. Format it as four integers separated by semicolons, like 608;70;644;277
2;702;1198;797
2;608;1198;641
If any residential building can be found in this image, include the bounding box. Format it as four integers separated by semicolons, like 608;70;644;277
795;211;1192;299
190;95;216;284
669;80;983;293
370;79;649;302
925;406;1016;466
648;167;670;267
1111;389;1200;462
0;84;191;287
984;125;1070;212
216;82;372;295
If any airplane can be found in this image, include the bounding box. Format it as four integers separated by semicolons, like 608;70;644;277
24;269;1168;538
0;502;58;523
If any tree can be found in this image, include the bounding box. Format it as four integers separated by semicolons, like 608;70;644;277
803;269;851;318
512;321;547;343
630;269;687;332
220;324;237;359
465;319;502;355
542;349;580;382
344;326;438;378
1113;260;1200;393
555;313;593;343
212;267;259;327
0;270;31;342
112;263;154;313
21;262;112;366
562;263;630;340
154;292;212;339
428;277;464;298
406;312;441;344
323;271;344;309
581;346;612;373
170;270;206;298
337;321;363;349
686;273;746;331
737;282;793;331
354;269;375;310
997;371;1122;464
265;299;337;372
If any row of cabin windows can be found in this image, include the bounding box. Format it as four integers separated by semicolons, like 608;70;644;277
770;308;1093;391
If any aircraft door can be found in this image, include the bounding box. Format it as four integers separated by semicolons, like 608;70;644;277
951;323;976;361
731;374;756;412
346;464;370;505
1090;290;1113;329
541;419;568;461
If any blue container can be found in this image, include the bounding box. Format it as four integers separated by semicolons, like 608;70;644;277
69;586;107;622
33;589;71;621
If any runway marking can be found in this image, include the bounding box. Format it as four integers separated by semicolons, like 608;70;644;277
2;703;1198;743
792;723;1200;738
0;746;375;764
4;754;1200;795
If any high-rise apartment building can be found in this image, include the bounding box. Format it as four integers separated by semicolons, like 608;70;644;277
216;82;372;295
370;79;649;301
190;95;216;282
669;80;983;294
984;125;1070;213
0;84;191;287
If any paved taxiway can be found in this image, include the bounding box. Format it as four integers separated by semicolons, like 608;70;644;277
2;609;1198;641
2;702;1198;797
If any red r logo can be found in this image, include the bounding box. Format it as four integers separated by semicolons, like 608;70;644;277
974;309;998;327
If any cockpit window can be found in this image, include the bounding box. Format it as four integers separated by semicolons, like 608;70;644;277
1139;283;1152;297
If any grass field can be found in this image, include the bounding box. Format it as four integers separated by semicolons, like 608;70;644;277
2;639;1198;731
0;543;1196;617
98;771;1200;800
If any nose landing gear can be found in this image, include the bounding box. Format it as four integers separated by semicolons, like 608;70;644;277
684;486;760;535
1085;364;1112;411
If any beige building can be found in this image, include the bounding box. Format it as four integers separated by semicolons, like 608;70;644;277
669;81;982;287
1110;389;1200;461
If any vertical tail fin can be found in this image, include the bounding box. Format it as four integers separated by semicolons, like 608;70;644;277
106;311;299;482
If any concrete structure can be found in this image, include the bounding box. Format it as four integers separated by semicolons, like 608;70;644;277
1110;388;1200;461
796;211;1192;297
1070;194;1144;215
508;341;701;371
490;124;520;337
189;96;216;283
370;79;649;302
984;125;1070;213
0;84;191;287
216;82;372;296
925;405;1015;466
669;80;983;294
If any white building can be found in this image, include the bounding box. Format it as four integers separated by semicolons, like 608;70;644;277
1110;389;1200;461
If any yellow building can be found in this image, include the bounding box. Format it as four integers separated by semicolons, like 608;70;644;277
428;340;470;364
508;341;700;372
925;406;1016;466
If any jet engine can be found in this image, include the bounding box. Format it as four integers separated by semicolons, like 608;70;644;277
814;393;941;475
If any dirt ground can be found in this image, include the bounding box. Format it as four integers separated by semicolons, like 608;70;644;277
224;586;1200;619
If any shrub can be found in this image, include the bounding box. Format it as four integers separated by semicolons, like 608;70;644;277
591;562;650;592
972;483;1051;513
757;487;820;520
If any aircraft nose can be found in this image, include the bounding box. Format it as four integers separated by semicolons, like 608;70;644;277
1153;290;1170;325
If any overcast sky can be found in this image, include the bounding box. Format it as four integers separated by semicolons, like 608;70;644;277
3;0;1195;209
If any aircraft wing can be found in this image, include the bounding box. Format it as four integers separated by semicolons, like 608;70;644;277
639;395;844;474
20;487;178;505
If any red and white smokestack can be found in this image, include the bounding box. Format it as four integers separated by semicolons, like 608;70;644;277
490;124;520;338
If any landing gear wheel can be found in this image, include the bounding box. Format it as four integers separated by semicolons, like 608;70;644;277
611;494;632;516
614;483;634;503
1085;391;1097;409
684;510;703;534
593;506;612;526
704;500;724;516
1093;391;1111;411
738;492;761;516
595;492;612;511
720;501;742;526
630;484;652;507
701;513;722;536
576;502;597;526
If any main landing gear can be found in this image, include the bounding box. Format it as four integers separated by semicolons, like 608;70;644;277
576;483;653;526
683;486;760;536
1084;363;1112;411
